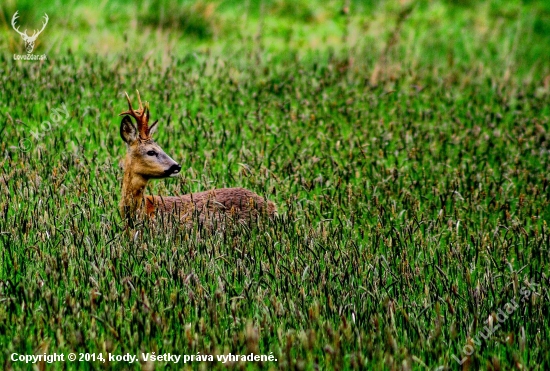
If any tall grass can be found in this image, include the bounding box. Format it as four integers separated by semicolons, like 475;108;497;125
1;0;549;370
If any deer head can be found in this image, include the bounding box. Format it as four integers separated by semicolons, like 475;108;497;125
119;91;181;181
11;11;49;54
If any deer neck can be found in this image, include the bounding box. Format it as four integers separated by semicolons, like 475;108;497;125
120;165;149;218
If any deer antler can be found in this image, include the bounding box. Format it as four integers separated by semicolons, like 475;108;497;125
28;14;49;41
11;11;28;39
119;91;157;140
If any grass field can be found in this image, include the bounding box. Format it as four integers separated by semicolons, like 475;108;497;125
1;0;550;370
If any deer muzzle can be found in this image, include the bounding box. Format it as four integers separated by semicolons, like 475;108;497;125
166;164;181;177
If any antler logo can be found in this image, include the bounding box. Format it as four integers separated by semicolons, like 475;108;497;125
11;11;49;54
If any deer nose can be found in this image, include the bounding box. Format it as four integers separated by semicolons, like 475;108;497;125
166;164;181;176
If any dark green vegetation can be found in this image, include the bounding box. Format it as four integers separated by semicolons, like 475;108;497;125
1;0;550;370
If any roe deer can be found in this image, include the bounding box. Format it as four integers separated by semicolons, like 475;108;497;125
119;91;276;226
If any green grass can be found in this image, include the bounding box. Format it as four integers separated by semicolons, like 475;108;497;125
1;0;550;370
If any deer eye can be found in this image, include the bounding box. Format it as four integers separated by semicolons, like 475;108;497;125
147;150;157;157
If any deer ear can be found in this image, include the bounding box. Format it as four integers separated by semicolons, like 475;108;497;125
148;120;159;137
120;116;137;143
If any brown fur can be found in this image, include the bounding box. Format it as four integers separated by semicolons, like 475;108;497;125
119;92;276;225
119;159;277;224
144;188;277;223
